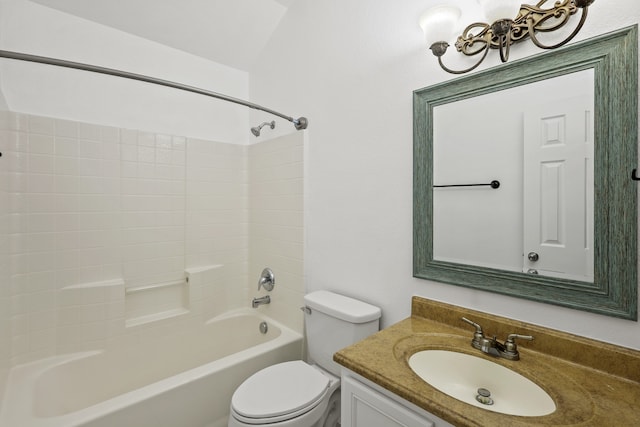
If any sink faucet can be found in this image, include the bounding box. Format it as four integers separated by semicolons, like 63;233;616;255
252;295;271;308
461;317;534;360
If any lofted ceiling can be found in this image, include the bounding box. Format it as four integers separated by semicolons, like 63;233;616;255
29;0;298;71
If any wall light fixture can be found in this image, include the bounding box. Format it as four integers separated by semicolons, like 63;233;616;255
420;0;595;74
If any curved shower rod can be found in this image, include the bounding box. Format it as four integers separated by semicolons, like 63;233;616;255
0;49;308;131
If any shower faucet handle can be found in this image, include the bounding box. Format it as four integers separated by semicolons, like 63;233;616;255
257;268;275;292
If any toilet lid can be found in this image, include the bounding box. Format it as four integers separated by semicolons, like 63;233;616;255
231;361;330;420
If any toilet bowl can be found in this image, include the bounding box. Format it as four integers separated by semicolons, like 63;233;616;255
228;361;340;427
228;291;381;427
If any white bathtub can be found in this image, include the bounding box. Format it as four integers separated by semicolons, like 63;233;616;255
0;310;303;427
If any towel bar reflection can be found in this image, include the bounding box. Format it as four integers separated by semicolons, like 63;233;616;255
433;180;500;189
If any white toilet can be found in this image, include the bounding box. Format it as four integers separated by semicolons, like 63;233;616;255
228;290;381;427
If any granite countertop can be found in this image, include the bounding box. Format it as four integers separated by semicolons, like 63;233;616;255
334;296;640;426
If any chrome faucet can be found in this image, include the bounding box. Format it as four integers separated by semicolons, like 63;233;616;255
257;268;275;291
253;268;274;308
252;295;271;308
461;317;534;360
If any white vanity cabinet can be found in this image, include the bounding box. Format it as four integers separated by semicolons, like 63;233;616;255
341;370;455;427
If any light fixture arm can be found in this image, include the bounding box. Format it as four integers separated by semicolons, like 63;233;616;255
431;41;491;75
526;4;589;50
492;19;514;63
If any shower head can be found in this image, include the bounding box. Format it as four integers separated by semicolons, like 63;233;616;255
251;121;276;137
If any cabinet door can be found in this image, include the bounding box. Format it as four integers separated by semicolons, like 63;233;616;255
342;375;435;427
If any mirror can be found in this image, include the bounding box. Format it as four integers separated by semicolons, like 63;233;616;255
432;69;595;282
413;26;638;320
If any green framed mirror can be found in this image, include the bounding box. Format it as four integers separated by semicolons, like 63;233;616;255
413;26;638;320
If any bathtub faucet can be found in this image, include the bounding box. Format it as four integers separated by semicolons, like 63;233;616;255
252;295;271;308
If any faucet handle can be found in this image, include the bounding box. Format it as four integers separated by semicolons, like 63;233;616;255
503;333;534;358
257;268;275;291
461;317;483;332
461;317;485;341
506;333;534;344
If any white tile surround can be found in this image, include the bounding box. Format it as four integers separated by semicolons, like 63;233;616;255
249;134;305;332
0;111;304;384
0;110;10;403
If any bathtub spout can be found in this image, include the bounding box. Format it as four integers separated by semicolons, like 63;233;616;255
252;295;271;308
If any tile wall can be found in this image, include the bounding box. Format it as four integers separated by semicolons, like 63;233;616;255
120;129;187;289
186;138;249;318
0;111;303;377
0;110;10;402
249;133;305;331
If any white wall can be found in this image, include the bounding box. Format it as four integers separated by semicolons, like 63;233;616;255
0;0;250;144
0;90;8;111
250;0;640;350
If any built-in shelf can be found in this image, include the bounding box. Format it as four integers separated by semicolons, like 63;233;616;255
125;278;189;327
125;308;190;328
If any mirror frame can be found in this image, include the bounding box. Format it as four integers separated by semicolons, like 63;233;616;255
414;26;638;320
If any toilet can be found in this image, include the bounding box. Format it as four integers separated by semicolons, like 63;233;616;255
228;291;381;427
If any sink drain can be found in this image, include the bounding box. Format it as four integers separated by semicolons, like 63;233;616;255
476;388;494;406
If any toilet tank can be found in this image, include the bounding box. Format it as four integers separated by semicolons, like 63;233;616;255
303;291;381;377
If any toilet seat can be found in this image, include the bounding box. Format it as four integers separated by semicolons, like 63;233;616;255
230;361;331;425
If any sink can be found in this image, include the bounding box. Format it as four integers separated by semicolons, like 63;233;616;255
408;350;556;416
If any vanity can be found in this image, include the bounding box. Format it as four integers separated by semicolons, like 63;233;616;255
334;296;640;426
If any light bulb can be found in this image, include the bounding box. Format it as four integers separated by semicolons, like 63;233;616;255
478;0;520;23
419;6;461;46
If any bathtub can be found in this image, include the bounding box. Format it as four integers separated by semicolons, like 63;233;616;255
0;309;303;427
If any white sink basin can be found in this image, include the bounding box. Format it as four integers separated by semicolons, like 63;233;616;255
408;350;556;416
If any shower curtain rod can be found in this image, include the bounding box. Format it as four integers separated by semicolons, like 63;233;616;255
0;49;308;131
